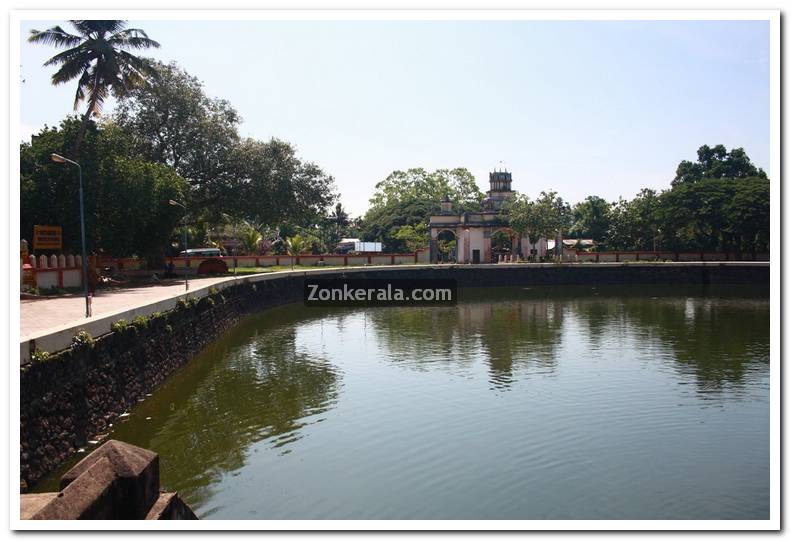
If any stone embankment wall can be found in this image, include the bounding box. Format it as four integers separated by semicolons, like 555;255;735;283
21;263;768;489
21;277;303;489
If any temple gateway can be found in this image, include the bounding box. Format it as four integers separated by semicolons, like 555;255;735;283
428;170;548;264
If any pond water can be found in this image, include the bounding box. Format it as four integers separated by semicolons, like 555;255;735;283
36;285;770;520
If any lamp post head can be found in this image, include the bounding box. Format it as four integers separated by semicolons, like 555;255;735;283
51;153;67;163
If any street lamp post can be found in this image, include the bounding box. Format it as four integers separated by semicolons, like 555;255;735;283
51;153;90;318
169;199;189;291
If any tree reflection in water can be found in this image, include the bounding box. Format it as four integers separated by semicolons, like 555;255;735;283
367;293;564;390
32;285;768;519
105;308;341;512
367;285;767;394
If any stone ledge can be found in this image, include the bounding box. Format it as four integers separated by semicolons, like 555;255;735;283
145;492;198;520
22;440;197;520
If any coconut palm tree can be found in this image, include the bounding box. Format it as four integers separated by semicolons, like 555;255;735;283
285;234;309;270
239;222;264;255
28;20;160;155
331;202;349;237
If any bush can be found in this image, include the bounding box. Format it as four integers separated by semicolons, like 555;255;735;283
132;315;149;330
31;349;51;364
111;319;130;334
71;330;95;350
164;324;173;334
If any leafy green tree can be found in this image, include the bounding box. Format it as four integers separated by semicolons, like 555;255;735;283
725;177;770;257
362;167;483;251
231;138;337;229
392;223;429;253
657;179;735;251
673;144;766;185
533;191;572;259
570;196;612;244
655;175;768;255
361;197;436;252
21;119;187;262
505;195;538;257
115;63;337;231
368;168;484;213
606;189;660;251
28;20;160;155
114;61;242;223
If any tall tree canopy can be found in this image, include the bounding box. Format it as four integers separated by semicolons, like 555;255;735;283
21;118;187;260
28;20;160;155
114;61;242;223
367;168;484;212
605;188;660;251
505;191;571;258
533;191;573;240
230;137;337;229
361;167;484;252
570;195;611;243
656;177;769;254
673;144;767;185
504;195;539;248
114;61;337;232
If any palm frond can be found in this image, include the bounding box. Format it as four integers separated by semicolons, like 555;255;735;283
50;57;90;85
28;26;83;47
116;51;158;84
72;69;93;110
42;43;91;67
108;28;160;50
70;20;127;36
87;82;109;116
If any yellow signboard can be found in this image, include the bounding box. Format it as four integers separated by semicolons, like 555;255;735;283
33;225;62;250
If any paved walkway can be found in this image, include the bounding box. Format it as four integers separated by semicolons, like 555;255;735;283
21;276;238;339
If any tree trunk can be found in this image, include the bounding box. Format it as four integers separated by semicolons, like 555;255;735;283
71;75;100;157
71;106;93;157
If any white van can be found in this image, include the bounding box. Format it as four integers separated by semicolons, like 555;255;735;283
179;248;222;257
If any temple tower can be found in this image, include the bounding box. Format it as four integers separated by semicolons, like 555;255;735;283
484;170;516;211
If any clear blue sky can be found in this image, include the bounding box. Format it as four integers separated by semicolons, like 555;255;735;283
19;19;769;217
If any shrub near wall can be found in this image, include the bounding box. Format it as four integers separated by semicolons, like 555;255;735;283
20;278;302;490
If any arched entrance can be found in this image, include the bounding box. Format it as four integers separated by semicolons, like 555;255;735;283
490;228;516;262
436;229;457;263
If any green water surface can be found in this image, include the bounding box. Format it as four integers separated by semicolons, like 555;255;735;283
34;285;770;520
